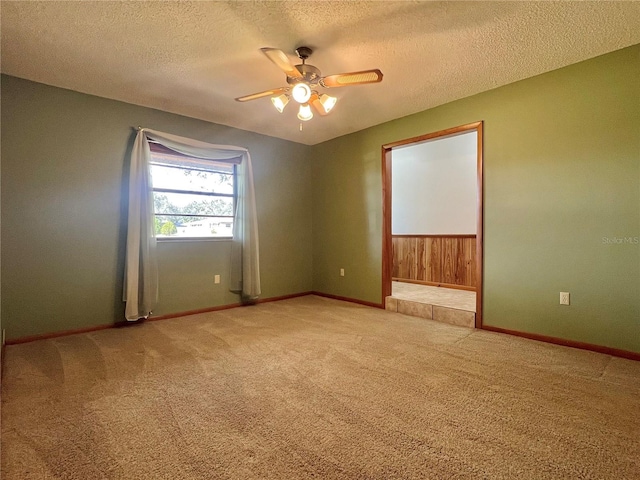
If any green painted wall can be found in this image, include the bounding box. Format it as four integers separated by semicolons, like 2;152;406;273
1;75;312;340
311;45;640;353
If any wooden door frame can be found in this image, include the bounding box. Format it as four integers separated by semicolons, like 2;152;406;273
382;121;484;327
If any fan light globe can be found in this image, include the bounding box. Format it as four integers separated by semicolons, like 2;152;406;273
319;94;337;113
297;104;313;121
292;83;311;103
271;94;289;113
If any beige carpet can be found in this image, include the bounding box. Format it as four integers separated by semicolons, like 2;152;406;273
2;296;639;479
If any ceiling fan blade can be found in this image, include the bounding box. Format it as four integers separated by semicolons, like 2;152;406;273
260;48;303;79
320;69;383;88
235;87;288;102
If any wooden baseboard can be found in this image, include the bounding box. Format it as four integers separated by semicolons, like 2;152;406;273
311;291;384;309
5;291;314;345
149;303;242;321
149;291;314;321
256;291;313;303
5;323;122;345
481;325;640;362
392;278;476;292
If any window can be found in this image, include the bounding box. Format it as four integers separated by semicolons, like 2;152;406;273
149;142;236;238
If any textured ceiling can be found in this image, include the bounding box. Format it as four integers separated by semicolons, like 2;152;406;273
2;1;639;145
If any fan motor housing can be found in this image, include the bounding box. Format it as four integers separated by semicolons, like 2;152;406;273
295;46;313;59
287;64;321;86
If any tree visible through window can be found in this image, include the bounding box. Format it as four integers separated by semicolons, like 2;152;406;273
149;143;235;238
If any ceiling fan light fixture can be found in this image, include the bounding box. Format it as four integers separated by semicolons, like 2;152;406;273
291;82;311;103
237;47;383;127
318;93;337;113
297;104;313;121
271;93;289;113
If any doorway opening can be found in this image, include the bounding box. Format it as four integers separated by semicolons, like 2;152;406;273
382;122;483;327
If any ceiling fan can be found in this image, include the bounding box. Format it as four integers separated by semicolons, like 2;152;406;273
235;46;383;122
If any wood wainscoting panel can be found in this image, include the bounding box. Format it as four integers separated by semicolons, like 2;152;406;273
392;235;476;288
416;237;426;281
426;237;441;282
465;237;477;287
441;237;458;285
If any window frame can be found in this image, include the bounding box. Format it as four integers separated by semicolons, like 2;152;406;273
148;142;237;241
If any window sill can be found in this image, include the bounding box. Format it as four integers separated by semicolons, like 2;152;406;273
156;236;233;243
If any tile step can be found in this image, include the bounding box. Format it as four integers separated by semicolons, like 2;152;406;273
385;297;475;328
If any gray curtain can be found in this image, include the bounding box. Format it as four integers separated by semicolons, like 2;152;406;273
124;128;260;321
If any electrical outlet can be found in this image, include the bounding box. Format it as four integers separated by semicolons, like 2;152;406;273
214;275;221;284
560;292;570;305
340;268;345;277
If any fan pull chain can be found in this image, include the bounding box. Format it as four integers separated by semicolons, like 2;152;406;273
299;122;303;132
